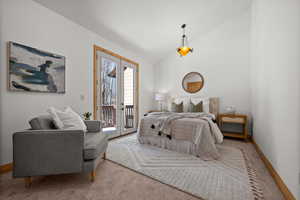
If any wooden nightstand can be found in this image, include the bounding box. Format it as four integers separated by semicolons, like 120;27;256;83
218;114;248;141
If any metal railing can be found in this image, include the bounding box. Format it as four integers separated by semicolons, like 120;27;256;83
125;105;134;128
102;105;116;128
101;105;134;129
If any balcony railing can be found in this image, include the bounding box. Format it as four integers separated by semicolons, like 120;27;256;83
102;105;116;128
101;105;134;129
125;105;134;128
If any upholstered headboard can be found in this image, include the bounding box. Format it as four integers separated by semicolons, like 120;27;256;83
209;97;219;117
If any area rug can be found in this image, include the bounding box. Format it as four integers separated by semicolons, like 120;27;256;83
107;135;264;200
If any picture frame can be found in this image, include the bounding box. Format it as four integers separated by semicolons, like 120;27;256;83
8;41;66;93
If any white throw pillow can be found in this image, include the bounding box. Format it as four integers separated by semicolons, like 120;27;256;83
190;97;202;105
202;98;210;113
47;107;64;128
47;107;87;132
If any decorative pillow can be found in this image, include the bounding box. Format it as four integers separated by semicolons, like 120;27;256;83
171;102;183;113
189;101;203;112
191;97;210;113
173;98;184;104
47;107;64;128
202;98;210;113
29;115;57;130
47;107;87;132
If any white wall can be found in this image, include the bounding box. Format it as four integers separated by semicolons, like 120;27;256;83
154;10;251;115
251;0;300;198
0;0;154;165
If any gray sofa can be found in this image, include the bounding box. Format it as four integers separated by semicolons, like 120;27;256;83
13;115;109;186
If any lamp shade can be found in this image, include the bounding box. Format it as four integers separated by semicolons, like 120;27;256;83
155;93;166;101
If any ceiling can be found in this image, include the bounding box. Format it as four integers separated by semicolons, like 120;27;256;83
33;0;251;63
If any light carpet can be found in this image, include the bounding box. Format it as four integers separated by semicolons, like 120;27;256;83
107;135;263;200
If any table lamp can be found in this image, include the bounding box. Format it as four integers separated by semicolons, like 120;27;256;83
155;93;166;111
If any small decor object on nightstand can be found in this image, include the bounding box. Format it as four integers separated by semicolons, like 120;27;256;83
225;106;236;115
83;112;92;120
218;113;248;141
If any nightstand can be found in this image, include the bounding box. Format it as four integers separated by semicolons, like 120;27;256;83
218;114;248;141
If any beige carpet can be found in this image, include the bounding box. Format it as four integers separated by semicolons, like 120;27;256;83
107;135;263;200
0;135;284;200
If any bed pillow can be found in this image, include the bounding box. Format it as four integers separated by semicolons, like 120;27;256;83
189;101;203;112
171;102;183;113
202;98;210;113
191;97;210;113
47;107;87;132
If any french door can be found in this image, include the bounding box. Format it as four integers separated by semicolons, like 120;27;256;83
94;45;139;139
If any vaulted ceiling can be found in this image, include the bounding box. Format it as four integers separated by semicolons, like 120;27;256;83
33;0;251;63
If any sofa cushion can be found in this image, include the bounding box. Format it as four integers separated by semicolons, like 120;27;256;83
84;132;108;160
29;115;56;130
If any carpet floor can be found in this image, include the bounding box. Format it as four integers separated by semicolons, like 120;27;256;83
0;136;284;200
107;135;263;200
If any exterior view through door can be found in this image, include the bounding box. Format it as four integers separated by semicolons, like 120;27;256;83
93;45;139;139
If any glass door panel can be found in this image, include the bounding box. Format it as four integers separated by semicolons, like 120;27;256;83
97;51;121;138
122;61;138;134
95;47;138;138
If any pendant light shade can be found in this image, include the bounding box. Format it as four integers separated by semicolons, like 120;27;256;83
177;24;193;56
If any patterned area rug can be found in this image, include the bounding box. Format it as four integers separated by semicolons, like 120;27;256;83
107;135;263;200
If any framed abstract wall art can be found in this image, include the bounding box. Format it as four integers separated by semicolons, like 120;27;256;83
8;42;65;93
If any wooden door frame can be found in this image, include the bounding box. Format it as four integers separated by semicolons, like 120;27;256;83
93;45;139;131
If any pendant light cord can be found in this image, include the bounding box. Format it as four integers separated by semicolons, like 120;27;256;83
181;24;186;46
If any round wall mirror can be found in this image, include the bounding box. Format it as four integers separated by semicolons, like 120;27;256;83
182;72;204;93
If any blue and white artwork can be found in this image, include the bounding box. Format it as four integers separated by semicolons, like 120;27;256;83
8;42;65;93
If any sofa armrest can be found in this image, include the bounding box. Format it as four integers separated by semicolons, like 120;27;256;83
84;120;101;132
13;129;84;178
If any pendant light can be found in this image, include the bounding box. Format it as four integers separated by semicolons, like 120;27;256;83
177;24;193;56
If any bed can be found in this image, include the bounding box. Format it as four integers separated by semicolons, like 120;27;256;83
137;97;223;160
